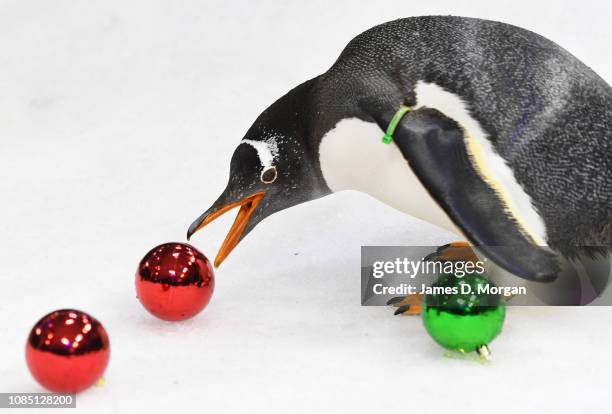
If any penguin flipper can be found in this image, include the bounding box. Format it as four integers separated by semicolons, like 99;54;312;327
371;107;559;282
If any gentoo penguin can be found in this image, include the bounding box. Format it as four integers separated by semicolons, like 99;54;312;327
187;16;612;295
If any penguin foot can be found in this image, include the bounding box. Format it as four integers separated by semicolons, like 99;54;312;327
387;242;476;315
424;241;479;264
387;294;423;315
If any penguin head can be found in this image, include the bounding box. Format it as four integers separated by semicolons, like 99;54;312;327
187;106;330;267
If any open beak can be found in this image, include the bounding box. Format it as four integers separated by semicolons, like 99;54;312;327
187;192;266;267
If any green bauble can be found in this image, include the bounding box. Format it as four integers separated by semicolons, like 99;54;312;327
422;273;505;352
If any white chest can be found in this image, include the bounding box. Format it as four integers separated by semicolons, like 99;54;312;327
318;117;461;234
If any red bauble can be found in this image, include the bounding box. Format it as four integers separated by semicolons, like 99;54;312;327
26;309;110;393
135;242;214;321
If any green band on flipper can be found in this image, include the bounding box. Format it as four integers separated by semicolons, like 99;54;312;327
382;105;412;144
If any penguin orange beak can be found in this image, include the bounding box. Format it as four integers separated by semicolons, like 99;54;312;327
187;192;266;267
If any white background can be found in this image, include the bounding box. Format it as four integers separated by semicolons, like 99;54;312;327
1;1;610;413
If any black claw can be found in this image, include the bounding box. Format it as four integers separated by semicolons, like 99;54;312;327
424;243;452;262
386;296;405;305
393;305;410;315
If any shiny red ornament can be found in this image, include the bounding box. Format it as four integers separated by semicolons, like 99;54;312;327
26;309;110;393
135;242;214;321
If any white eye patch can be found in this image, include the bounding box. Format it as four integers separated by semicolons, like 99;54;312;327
242;138;279;169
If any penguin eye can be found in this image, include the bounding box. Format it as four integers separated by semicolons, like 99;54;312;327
260;166;277;184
